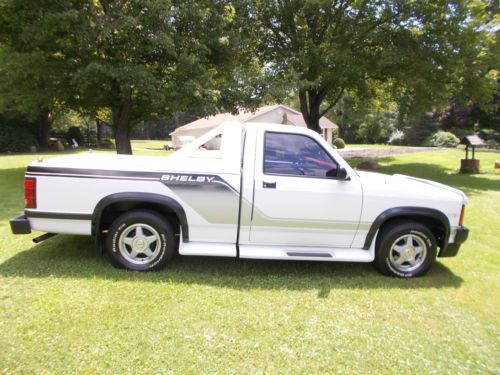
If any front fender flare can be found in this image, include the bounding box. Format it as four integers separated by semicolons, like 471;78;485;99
363;207;450;250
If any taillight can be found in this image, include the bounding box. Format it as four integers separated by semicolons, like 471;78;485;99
459;205;465;226
25;177;36;209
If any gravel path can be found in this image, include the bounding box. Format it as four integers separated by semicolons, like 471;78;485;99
337;146;441;159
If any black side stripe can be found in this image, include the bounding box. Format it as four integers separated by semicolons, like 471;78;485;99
26;210;93;220
26;166;238;192
27;166;161;179
286;252;332;258
26;172;158;182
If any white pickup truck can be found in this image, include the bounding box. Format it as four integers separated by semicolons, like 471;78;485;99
10;122;469;277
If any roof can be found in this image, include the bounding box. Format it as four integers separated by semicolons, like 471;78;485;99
460;135;485;146
172;105;281;133
286;113;337;129
171;104;337;134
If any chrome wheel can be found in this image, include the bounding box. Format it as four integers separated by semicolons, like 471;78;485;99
389;234;427;272
118;223;161;265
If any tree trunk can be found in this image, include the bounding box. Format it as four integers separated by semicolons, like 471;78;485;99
299;87;345;137
299;89;322;133
112;94;133;155
337;98;346;139
96;117;102;143
38;108;52;150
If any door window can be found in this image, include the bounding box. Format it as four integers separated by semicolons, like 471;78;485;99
264;132;338;178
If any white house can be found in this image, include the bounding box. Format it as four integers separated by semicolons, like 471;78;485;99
170;104;338;148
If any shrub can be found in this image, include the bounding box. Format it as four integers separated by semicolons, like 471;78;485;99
486;139;499;149
0;122;38;152
356;114;388;143
66;126;85;147
406;113;439;146
424;131;460;148
333;138;346;149
331;127;339;139
98;138;115;149
478;128;500;142
388;129;406;145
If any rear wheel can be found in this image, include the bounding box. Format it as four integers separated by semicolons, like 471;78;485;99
374;221;437;278
106;210;176;271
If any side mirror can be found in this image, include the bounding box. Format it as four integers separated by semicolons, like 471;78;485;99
326;167;349;180
337;167;348;180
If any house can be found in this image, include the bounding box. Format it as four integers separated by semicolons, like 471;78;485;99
169;104;338;148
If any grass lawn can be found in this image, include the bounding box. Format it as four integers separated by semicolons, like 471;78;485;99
130;139;171;155
0;147;499;373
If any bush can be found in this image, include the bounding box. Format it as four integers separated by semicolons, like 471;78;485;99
66;126;85;147
486;139;499;149
356;114;388;143
333;138;346;149
406;113;439;146
424;131;460;148
0;122;38;152
98;138;115;149
388;129;406;145
478;128;500;142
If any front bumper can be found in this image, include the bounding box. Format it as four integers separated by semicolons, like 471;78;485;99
10;214;31;234
439;226;469;257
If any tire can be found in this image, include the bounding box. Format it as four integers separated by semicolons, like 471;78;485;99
106;210;176;271
374;220;437;278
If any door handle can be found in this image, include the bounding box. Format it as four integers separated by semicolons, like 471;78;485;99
263;181;277;189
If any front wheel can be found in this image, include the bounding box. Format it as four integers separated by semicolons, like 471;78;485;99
374;221;437;278
106;210;176;271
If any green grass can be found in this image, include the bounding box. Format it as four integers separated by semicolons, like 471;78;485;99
130;139;171;156
0;148;499;373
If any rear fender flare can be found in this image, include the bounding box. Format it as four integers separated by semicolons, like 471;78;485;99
92;193;189;242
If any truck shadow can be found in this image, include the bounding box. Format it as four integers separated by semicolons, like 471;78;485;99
0;235;463;294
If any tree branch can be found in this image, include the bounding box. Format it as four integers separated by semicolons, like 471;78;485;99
319;87;345;117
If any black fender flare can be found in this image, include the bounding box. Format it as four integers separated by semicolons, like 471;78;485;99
363;207;450;250
92;192;189;242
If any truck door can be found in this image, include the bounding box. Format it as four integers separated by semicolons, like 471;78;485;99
249;130;362;247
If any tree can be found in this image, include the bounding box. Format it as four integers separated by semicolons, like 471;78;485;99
1;0;261;154
438;2;500;135
70;0;257;154
405;112;440;146
327;85;397;142
0;2;75;149
0;112;38;152
252;0;496;133
441;96;500;134
0;50;53;149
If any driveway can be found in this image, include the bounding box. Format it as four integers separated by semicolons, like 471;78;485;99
337;146;441;159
